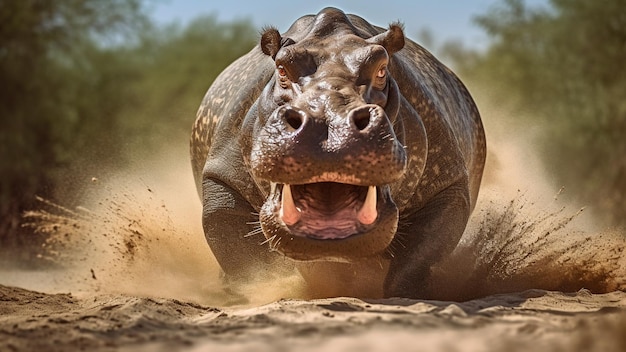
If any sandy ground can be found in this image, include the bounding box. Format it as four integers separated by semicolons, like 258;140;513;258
1;284;626;351
2;125;626;351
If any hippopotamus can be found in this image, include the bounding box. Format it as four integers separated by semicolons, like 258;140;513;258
190;8;486;299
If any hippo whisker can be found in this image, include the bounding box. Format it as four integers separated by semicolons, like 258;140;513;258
381;133;394;142
260;235;277;246
385;247;396;259
385;230;408;259
268;237;282;252
245;227;264;238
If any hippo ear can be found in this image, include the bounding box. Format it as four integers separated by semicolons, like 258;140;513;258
261;27;282;59
368;22;405;55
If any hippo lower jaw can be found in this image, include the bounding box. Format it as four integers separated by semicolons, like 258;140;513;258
259;182;399;261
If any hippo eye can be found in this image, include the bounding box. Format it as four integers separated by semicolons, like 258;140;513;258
376;65;387;79
373;64;387;90
277;65;288;78
277;65;291;89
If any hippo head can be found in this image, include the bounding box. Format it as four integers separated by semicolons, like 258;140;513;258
242;9;410;262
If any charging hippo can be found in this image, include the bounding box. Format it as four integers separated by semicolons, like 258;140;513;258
190;7;486;299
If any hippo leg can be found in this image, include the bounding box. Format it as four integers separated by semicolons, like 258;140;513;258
202;178;284;282
384;180;470;299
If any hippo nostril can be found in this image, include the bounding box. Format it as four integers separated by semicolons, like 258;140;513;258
351;107;373;131
283;108;304;131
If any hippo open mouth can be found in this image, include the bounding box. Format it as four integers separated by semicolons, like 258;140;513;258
259;180;398;261
275;182;378;240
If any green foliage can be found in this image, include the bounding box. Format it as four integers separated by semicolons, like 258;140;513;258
117;15;257;160
456;0;626;226
0;0;149;251
0;1;257;254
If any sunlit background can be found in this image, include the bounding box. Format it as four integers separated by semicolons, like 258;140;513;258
1;0;624;264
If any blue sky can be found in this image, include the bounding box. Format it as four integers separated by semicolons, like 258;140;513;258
148;0;549;50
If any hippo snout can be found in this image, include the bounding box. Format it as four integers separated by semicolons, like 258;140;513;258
248;101;406;259
250;104;407;186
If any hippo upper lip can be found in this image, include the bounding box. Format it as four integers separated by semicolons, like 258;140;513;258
274;182;379;240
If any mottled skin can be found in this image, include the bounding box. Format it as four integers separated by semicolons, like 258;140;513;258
191;8;486;299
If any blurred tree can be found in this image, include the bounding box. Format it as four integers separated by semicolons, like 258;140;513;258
0;1;259;261
455;0;626;226
117;15;257;161
0;0;149;256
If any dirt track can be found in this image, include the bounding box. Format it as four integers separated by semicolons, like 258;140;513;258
1;284;625;352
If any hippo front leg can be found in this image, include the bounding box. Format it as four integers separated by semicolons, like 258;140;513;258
202;178;283;282
384;180;471;299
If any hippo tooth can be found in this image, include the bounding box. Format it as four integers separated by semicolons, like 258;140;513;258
357;186;378;225
270;182;277;195
280;184;301;226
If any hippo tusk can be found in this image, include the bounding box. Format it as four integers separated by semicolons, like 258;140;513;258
357;186;378;225
280;184;301;226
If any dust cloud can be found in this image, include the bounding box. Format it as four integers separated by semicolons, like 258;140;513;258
10;148;305;307
427;99;626;300
6;101;626;306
